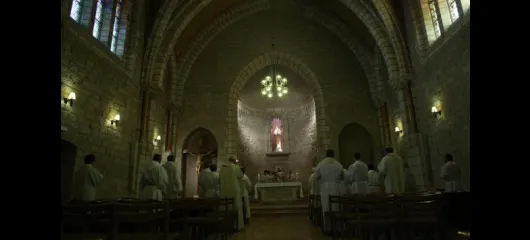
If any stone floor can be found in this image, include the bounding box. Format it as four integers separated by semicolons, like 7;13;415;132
232;214;331;240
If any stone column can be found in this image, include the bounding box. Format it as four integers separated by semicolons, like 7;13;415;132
165;107;175;151
379;102;392;147
139;89;152;143
401;78;419;133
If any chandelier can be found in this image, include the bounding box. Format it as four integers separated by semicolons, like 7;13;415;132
261;43;288;98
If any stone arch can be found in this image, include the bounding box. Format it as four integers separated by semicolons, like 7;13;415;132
144;0;408;103
368;0;412;75
170;1;380;109
338;0;402;87
172;0;271;106
304;7;379;107
227;52;329;159
338;122;375;167
181;127;218;197
142;0;201;87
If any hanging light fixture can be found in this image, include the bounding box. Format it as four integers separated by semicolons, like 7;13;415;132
261;39;288;98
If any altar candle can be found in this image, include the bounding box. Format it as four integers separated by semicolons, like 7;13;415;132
257;173;261;181
295;172;299;180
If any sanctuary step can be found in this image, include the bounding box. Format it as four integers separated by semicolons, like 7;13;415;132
250;199;309;215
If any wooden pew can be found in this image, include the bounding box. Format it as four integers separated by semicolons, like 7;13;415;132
62;200;114;240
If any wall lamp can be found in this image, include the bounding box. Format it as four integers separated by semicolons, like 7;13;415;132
431;106;442;118
63;92;76;106
111;114;120;126
394;126;403;135
154;135;161;145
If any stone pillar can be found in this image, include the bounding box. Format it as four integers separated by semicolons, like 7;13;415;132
139;89;152;143
165;107;175;151
379;102;392;146
401;78;419;133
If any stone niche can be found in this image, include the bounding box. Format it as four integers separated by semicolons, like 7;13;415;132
237;100;318;188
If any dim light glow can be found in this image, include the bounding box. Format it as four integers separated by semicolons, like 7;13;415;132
431;106;439;113
68;92;76;100
156;135;161;141
114;114;120;121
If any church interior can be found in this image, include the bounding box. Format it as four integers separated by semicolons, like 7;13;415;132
61;0;470;239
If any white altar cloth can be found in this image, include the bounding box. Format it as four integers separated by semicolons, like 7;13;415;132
254;182;304;200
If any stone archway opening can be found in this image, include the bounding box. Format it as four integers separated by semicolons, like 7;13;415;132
338;122;375;168
181;127;218;197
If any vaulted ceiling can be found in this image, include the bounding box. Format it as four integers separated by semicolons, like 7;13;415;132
165;0;377;57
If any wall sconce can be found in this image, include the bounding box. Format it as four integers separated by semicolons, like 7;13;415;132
394;126;403;135
153;135;161;145
110;114;120;126
63;92;76;106
431;106;442;118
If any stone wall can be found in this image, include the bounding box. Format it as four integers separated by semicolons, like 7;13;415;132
236;100;318;189
174;8;382;173
404;9;470;189
61;21;142;198
61;0;173;198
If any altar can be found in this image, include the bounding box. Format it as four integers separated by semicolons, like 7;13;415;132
254;182;303;203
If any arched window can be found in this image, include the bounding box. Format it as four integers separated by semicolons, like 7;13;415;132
92;0;104;39
69;0;130;58
110;0;129;58
420;0;470;43
69;0;93;27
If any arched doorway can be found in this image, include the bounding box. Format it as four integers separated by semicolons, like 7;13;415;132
338;123;374;168
181;128;218;197
61;139;77;202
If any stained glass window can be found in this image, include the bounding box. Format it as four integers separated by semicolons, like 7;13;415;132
448;0;460;22
111;1;123;53
69;0;82;22
92;0;104;39
428;0;442;38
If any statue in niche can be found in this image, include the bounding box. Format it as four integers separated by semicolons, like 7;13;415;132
271;118;284;152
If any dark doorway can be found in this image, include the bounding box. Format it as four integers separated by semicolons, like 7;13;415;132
61;140;77;202
181;128;218;197
338;122;375;167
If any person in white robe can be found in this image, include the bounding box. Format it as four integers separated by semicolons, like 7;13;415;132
440;153;462;192
162;155;183;199
198;163;220;198
378;147;405;194
73;154;104;201
240;167;252;223
308;167;319;195
347;153;369;195
404;163;418;193
315;149;344;232
219;155;244;230
139;154;168;201
367;164;380;194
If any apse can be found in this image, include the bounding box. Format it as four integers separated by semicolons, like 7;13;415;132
236;66;317;186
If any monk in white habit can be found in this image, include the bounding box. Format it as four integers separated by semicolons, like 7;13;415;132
378;147;405;194
198;163;220;198
240;167;252;224
308;167;319;195
440;153;462;192
347;153;369;195
219;155;244;230
315;149;344;232
73;154;104;201
162;154;183;198
367;164;380;193
139;154;168;201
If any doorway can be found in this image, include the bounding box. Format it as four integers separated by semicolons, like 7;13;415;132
181;128;218;197
61;139;77;202
338;122;375;167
